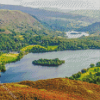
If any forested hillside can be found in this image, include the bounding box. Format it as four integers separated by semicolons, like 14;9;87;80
69;10;100;19
76;22;100;35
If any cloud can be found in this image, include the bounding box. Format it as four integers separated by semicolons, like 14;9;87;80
20;0;99;10
0;0;100;10
0;0;21;5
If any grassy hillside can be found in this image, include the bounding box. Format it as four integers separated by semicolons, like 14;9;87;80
20;45;58;52
0;78;100;100
68;61;100;85
0;53;19;72
0;53;18;63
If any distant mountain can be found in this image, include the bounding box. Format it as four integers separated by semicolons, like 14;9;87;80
76;22;100;34
0;4;100;31
69;10;100;20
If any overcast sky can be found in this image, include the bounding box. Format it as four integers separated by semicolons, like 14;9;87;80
0;0;100;10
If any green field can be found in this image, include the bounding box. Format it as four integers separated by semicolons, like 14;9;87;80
20;45;47;52
68;62;100;85
20;45;58;52
79;67;100;80
0;53;19;72
47;46;58;51
0;53;19;63
20;45;35;52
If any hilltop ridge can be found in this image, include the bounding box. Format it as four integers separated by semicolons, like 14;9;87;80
76;22;100;35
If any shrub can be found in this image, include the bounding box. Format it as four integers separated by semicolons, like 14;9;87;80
30;46;47;53
96;62;100;67
97;68;99;72
65;76;68;78
17;51;24;61
0;29;5;32
90;63;95;68
96;72;100;76
81;69;87;73
94;68;97;72
89;72;92;75
94;68;100;72
0;63;6;72
69;72;81;80
75;72;81;78
0;51;3;56
69;76;74;80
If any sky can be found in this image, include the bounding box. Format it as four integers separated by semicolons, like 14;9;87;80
0;0;100;10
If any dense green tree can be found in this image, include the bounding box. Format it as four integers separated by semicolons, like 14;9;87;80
32;58;65;66
17;51;24;61
90;63;95;68
96;62;100;67
81;69;87;73
30;46;47;53
0;63;6;72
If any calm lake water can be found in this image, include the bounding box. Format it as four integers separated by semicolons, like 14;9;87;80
66;31;89;38
0;50;100;83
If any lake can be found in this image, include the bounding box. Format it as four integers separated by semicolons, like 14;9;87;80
66;31;89;38
0;49;100;83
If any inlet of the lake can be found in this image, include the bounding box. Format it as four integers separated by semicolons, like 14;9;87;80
66;31;89;38
0;50;100;83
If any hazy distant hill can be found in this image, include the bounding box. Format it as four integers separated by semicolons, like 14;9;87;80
69;10;100;19
0;4;100;31
76;22;100;34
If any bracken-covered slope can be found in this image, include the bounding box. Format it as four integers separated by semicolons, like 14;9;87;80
0;78;100;100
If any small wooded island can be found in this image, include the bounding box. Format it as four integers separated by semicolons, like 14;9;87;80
32;58;65;66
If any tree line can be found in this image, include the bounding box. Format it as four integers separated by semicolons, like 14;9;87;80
1;32;100;52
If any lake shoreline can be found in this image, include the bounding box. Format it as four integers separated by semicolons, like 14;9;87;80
66;31;89;38
0;49;100;83
1;48;100;73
